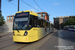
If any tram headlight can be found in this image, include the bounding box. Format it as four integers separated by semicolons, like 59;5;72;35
24;31;28;36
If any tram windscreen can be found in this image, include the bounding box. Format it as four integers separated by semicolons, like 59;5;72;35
13;12;30;30
13;21;28;30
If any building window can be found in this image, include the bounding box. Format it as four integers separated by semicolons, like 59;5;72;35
37;13;41;17
42;13;45;17
8;17;9;19
13;17;14;19
11;17;12;19
10;20;12;22
42;13;45;19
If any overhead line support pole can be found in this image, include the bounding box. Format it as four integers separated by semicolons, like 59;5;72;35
18;0;19;11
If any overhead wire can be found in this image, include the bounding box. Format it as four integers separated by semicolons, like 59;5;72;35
21;0;41;11
33;0;44;12
10;2;24;10
5;0;24;11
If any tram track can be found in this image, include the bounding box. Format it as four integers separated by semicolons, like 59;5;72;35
0;36;31;50
0;43;15;50
0;38;12;42
0;35;13;42
17;44;30;50
0;42;32;50
0;32;31;50
0;33;12;38
0;40;15;49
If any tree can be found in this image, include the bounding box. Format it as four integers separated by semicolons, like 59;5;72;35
0;11;5;26
63;17;75;26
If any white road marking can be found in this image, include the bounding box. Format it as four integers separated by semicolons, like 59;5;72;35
58;30;65;50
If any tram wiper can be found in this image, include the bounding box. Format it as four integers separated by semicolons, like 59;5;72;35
16;29;20;33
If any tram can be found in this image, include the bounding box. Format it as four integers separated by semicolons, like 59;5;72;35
13;10;54;42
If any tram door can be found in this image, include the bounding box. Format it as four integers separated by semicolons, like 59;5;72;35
45;27;47;32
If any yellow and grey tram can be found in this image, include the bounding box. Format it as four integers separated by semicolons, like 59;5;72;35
13;10;54;42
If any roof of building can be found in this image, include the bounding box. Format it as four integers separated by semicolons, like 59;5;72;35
7;15;14;17
54;16;75;19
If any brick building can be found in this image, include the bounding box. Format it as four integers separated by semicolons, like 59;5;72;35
7;12;49;22
37;12;49;21
7;15;14;22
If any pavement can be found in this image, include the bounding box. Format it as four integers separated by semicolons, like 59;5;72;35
0;22;13;33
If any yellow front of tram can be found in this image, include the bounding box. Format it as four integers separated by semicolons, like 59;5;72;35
13;28;39;42
13;10;39;42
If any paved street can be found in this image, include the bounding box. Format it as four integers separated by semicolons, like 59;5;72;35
58;30;75;50
0;30;75;50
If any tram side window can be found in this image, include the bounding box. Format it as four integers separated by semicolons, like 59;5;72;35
41;20;43;27
44;21;46;27
43;20;45;27
29;16;33;28
33;16;37;27
39;19;41;27
49;23;50;28
47;22;48;27
38;19;43;27
51;24;54;27
45;21;47;27
48;23;50;28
